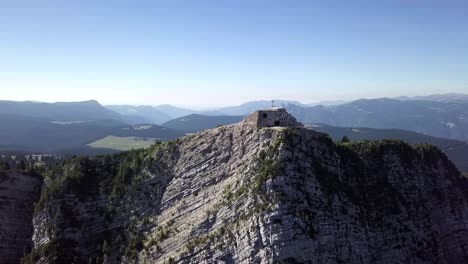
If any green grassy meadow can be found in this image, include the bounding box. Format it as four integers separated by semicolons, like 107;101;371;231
88;136;157;151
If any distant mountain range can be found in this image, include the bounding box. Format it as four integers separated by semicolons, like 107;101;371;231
105;94;468;142
0;114;184;153
0;101;184;153
103;99;364;124
395;93;468;103
202;100;308;116
149;95;468;142
1;93;467;156
106;105;172;124
0;100;120;121
106;104;197;124
286;98;468;141
105;100;307;124
162;114;244;133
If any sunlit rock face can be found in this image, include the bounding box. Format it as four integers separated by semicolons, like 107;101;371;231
0;171;42;264
27;111;468;264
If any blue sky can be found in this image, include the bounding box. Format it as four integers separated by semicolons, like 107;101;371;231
1;0;467;107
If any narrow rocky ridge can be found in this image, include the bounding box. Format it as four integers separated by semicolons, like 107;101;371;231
24;113;468;263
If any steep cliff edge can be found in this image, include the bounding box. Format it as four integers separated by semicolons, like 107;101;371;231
0;171;42;264
26;112;468;263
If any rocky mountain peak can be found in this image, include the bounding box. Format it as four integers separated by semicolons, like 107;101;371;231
21;118;468;263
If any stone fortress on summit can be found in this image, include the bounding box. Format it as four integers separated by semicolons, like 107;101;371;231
244;100;304;128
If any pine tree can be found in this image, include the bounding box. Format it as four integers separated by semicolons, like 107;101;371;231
17;160;26;170
341;136;350;143
102;240;109;256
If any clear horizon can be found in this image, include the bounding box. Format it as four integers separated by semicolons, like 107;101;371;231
1;1;468;106
3;92;466;110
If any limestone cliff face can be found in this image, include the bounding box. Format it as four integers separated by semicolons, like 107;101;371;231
0;171;42;264
27;113;468;263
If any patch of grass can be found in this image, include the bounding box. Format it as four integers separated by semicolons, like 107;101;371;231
124;233;144;259
252;137;283;193
88;136;157;151
184;227;227;252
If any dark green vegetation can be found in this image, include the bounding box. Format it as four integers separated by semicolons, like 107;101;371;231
162;114;244;133
333;139;461;217
33;144;159;212
24;140;172;263
0;152;63;171
0;161;10;170
281;128;463;228
0;154;49;174
310;124;468;172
